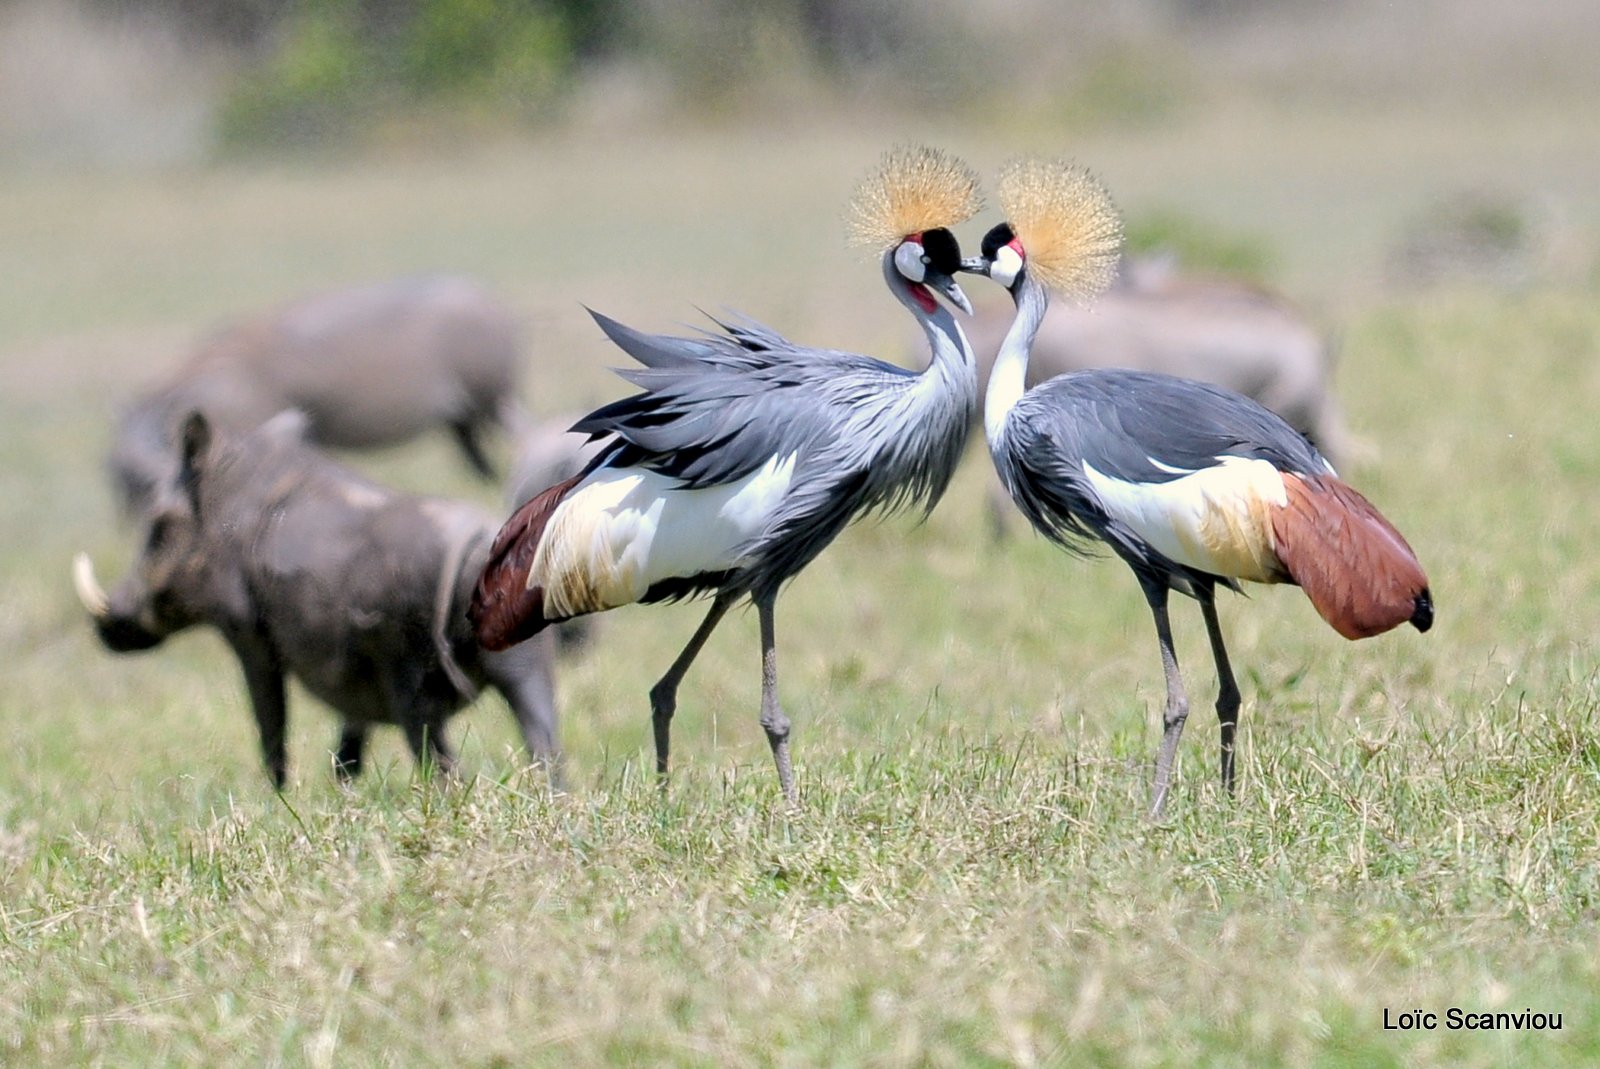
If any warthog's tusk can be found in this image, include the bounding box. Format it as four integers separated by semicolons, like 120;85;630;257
72;552;110;617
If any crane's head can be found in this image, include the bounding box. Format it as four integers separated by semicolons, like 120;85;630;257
889;226;973;315
962;222;1026;290
957;157;1123;303
848;144;984;317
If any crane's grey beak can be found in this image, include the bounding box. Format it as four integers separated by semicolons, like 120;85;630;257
927;272;974;316
958;255;992;276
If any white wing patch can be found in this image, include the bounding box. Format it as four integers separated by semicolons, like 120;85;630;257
529;453;797;617
1082;455;1289;582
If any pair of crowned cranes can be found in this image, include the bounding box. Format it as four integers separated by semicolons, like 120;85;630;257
470;146;1432;816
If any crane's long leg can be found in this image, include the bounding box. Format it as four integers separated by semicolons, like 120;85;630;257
1143;578;1190;818
754;590;797;806
649;591;737;782
1196;586;1242;798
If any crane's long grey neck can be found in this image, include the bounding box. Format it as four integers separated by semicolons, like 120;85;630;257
880;253;976;407
984;272;1048;449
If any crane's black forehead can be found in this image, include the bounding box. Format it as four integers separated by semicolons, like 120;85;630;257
980;222;1016;260
919;227;962;275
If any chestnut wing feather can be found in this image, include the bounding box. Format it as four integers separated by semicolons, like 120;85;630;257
469;474;582;650
1272;474;1430;639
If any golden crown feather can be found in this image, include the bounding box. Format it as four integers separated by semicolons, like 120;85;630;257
847;144;984;252
997;156;1123;302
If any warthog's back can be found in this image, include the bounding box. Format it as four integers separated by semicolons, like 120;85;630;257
210;429;498;711
234;276;521;447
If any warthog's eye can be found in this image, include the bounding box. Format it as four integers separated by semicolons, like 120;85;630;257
145;516;174;554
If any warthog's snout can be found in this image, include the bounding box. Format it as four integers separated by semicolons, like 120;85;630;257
73;553;108;616
73;552;165;652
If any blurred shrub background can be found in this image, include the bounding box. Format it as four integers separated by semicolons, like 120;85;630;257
6;0;1599;164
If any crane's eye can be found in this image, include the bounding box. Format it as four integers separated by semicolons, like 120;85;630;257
919;228;962;276
892;239;927;283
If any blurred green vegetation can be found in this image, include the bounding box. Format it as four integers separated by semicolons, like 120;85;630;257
1043;45;1200;131
161;0;984;148
1387;190;1547;288
20;0;1595;164
214;0;584;148
1125;208;1277;280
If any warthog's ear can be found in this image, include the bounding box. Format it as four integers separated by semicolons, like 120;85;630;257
178;411;212;518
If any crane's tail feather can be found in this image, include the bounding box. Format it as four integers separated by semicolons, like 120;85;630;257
469;474;584;651
588;308;710;369
1271;473;1432;640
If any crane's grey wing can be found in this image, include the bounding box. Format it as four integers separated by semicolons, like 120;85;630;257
592;308;877;375
577;310;916;489
590;308;803;374
1045;369;1330;483
588;308;727;369
1000;369;1328;567
573;371;812;487
998;399;1126;558
697;312;790;355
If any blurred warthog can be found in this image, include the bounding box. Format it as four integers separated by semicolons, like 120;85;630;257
505;412;608;514
76;411;560;787
111;275;526;513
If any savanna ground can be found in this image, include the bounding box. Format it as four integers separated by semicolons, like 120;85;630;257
4;91;1600;1066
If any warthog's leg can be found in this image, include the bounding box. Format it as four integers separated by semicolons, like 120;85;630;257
334;724;369;781
403;720;457;778
381;664;458;780
483;629;562;785
235;643;289;790
450;420;496;480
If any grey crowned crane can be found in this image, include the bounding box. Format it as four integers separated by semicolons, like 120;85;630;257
469;146;985;804
965;157;1433;816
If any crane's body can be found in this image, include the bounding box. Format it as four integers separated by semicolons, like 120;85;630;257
967;159;1431;815
470;145;987;803
475;283;975;644
996;368;1325;584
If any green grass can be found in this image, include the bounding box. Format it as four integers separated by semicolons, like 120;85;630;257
3;106;1600;1065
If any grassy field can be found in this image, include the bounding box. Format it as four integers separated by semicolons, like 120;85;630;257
4;99;1600;1065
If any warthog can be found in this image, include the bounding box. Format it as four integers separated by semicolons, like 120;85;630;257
76;411;559;787
111;275;526;513
506;412;608;513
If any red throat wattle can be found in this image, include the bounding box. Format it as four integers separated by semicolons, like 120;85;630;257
908;281;938;314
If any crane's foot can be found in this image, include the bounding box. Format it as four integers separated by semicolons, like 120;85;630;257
763;712;797;808
1148;780;1172;821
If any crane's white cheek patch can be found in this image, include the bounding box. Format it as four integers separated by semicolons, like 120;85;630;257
990;245;1023;289
894;241;927;282
528;455;797;617
1083;456;1290;582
